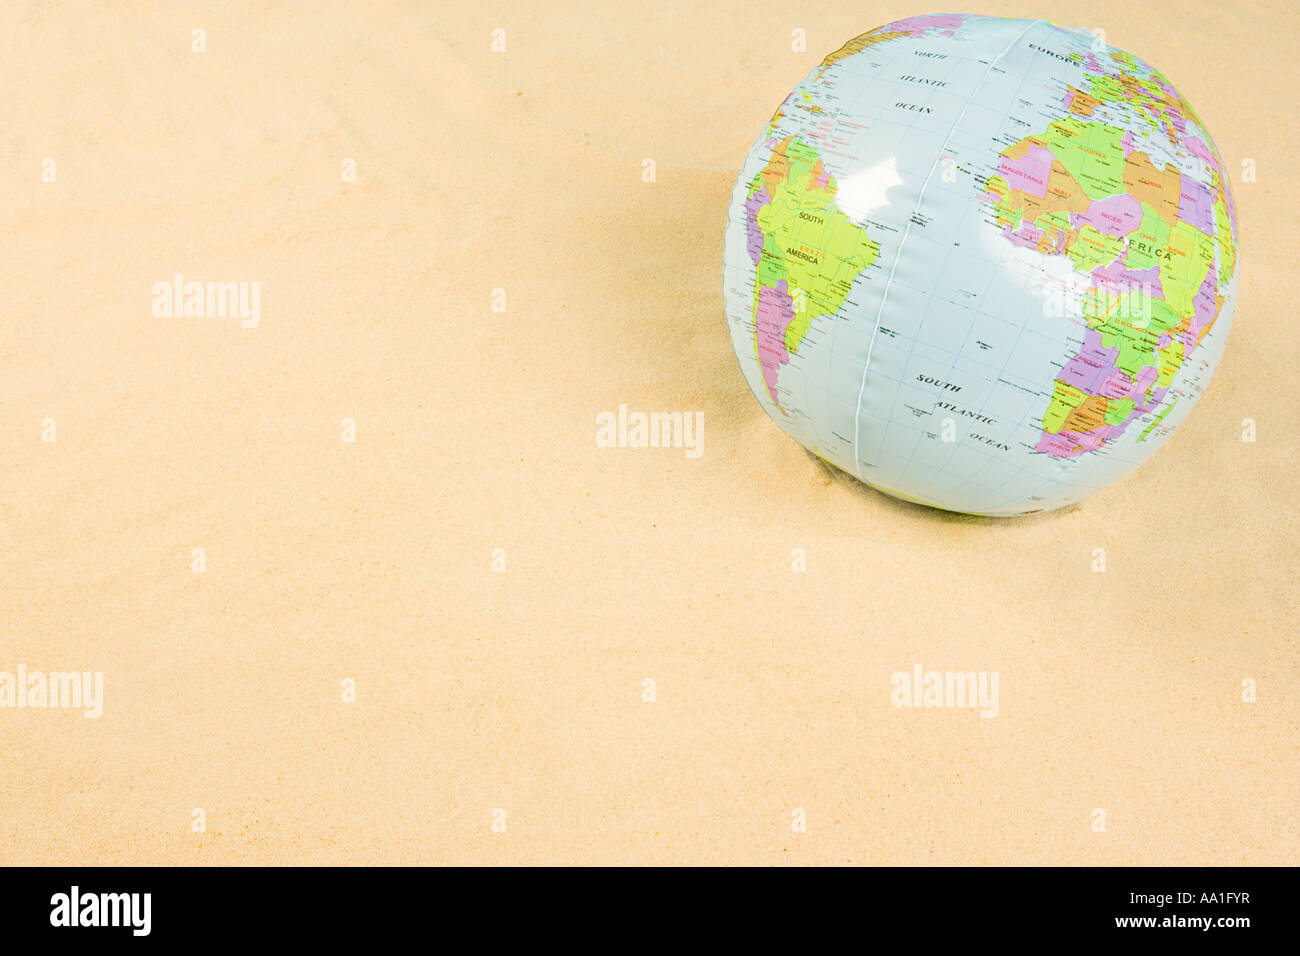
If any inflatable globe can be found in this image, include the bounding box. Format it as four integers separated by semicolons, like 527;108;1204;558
723;13;1239;516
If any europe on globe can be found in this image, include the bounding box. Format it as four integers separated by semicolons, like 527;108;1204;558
722;13;1239;516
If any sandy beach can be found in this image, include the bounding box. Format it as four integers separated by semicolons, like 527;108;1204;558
1;0;1296;865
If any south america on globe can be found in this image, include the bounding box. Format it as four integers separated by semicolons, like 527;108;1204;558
722;13;1239;516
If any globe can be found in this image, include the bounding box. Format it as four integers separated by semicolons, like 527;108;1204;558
723;13;1239;516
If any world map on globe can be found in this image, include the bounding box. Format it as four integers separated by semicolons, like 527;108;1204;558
722;13;1239;516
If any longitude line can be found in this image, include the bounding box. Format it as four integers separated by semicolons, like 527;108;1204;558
851;18;1044;482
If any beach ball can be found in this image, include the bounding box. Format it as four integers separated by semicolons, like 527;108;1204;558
722;13;1238;515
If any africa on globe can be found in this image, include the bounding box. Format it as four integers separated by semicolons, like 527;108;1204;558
722;13;1239;515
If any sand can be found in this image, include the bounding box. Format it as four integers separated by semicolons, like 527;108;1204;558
1;0;1296;865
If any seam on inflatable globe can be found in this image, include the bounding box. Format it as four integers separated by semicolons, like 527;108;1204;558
850;18;1045;485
